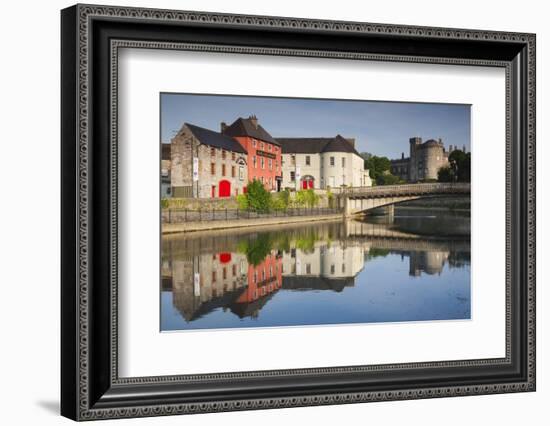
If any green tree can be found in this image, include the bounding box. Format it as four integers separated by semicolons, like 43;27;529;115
245;179;272;212
365;155;391;182
437;166;454;182
376;173;401;186
373;156;391;174
448;150;471;182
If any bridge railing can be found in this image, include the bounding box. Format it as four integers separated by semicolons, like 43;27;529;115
340;182;470;197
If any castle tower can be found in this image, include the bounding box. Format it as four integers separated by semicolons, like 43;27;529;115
409;137;422;181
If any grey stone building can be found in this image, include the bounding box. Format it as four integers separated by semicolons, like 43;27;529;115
391;137;454;182
171;123;248;198
161;144;171;198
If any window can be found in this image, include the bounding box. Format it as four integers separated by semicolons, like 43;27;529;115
305;155;310;166
291;155;296;165
269;159;272;169
260;142;264;149
268;144;272;152
261;158;265;169
211;163;215;175
330;264;335;274
232;264;237;276
210;147;215;157
306;264;311;274
221;164;226;176
231;166;236;177
239;166;244;181
212;271;217;282
290;171;296;182
222;150;226;159
223;268;227;279
253;156;257;168
252;139;257;147
330;157;335;166
342;157;346;167
232;152;236;161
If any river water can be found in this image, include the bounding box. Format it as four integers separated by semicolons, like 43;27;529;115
161;208;471;331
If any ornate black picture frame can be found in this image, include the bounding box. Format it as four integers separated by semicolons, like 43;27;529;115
61;4;536;421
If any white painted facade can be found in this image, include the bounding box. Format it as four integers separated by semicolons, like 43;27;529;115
281;151;372;190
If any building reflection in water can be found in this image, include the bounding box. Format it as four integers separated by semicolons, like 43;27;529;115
162;226;467;324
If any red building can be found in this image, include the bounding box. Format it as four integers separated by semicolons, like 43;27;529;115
222;115;283;192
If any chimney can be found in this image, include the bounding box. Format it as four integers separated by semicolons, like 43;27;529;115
249;115;258;129
463;144;466;152
220;122;227;133
438;138;442;144
401;152;405;159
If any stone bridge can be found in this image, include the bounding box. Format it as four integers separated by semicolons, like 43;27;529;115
338;183;470;216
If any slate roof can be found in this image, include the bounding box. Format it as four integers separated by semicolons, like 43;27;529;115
276;135;360;156
222;117;280;146
185;123;247;154
282;276;355;293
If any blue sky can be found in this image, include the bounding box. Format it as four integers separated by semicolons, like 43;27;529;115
160;93;470;159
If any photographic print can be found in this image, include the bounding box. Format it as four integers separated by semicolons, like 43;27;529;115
160;93;471;331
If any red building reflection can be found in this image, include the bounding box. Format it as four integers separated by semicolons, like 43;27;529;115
235;252;282;306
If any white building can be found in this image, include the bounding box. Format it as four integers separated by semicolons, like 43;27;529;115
277;135;372;190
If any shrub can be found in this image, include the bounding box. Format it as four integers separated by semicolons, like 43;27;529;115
236;193;248;210
327;189;334;208
245;179;272;212
295;189;319;208
271;189;290;211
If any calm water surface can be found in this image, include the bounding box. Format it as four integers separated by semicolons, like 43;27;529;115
161;208;471;331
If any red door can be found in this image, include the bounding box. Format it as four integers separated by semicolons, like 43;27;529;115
302;180;307;190
219;180;231;197
308;179;314;189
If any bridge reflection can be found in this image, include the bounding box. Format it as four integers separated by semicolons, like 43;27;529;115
162;218;470;323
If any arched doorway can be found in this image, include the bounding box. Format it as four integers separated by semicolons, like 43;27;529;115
301;175;315;189
219;180;231;197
